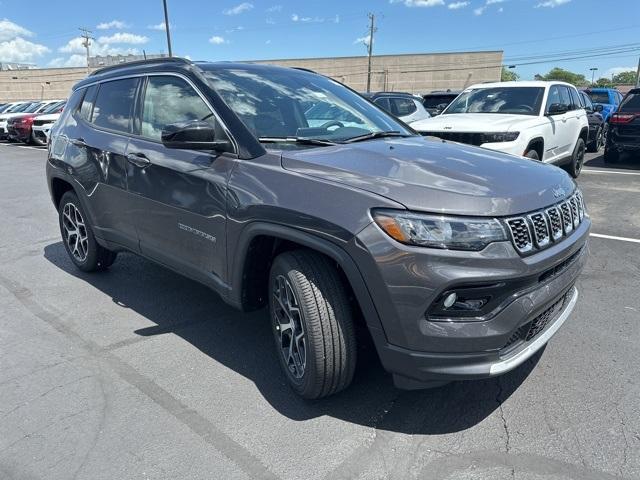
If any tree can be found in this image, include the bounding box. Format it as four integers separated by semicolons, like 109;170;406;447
535;68;588;87
611;70;637;85
501;66;519;82
595;77;614;88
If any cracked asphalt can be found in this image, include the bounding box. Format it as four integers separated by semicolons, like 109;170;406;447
1;143;639;480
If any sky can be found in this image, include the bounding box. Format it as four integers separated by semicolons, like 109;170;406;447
1;0;639;81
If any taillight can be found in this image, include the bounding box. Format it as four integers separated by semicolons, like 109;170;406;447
610;113;637;124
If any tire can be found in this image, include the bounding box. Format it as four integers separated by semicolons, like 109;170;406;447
603;147;619;164
524;149;539;160
58;191;117;272
565;137;585;178
586;126;603;153
269;250;356;399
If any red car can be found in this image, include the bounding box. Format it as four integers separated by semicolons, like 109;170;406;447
7;101;65;144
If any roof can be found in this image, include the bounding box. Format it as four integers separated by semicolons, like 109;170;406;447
466;80;576;89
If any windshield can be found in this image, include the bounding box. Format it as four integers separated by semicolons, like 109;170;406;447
23;102;43;113
444;87;545;116
42;101;65;114
587;91;610;104
423;94;457;108
619;92;640;112
202;65;412;145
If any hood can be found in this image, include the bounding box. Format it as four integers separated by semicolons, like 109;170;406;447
281;136;575;216
411;113;541;133
0;112;31;121
33;113;60;122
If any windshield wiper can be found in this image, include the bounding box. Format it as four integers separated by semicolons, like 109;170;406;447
258;137;337;146
342;131;412;143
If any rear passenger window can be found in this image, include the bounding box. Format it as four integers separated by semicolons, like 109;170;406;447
390;98;417;116
79;85;97;121
373;97;391;112
91;78;138;133
568;88;582;110
140;76;214;141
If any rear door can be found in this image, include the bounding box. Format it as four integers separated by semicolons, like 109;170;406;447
543;85;574;162
59;79;139;249
125;74;236;283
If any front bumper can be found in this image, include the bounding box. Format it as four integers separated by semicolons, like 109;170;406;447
0;121;7;139
7;125;30;142
354;215;589;387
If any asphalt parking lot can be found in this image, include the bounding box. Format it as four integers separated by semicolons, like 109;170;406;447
1;143;639;480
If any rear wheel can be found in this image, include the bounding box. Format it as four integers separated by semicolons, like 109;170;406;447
587;126;603;153
269;250;356;399
524;149;539;160
565;138;585;178
58;191;117;272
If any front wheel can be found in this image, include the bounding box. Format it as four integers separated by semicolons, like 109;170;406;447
565;138;585;178
58;191;117;272
524;149;539;160
269;250;356;399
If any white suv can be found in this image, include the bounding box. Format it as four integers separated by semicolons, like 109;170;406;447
411;81;589;177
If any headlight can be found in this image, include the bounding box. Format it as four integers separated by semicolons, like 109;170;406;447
372;210;508;251
483;132;519;143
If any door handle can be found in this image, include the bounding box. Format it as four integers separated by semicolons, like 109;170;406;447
126;152;151;168
70;137;87;147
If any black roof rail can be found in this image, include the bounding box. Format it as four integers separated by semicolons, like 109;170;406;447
89;57;192;77
292;67;317;74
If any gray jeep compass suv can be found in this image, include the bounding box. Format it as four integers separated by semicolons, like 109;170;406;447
46;58;589;399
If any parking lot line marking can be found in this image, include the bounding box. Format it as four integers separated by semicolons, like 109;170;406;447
582;169;640;176
590;233;640;244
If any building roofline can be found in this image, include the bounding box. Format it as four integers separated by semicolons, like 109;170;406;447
245;50;504;64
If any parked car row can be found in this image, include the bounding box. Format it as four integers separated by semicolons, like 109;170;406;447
363;82;637;170
0;99;66;145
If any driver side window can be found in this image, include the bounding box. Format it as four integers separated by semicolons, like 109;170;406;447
141;76;216;141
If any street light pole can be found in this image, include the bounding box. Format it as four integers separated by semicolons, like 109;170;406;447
590;67;598;86
163;0;173;57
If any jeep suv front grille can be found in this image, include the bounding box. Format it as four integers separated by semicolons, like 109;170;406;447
505;191;586;255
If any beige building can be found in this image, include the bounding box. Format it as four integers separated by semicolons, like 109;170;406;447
0;50;503;102
252;50;504;94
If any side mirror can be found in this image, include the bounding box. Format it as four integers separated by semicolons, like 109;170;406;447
594;104;604;113
161;120;232;151
547;103;569;116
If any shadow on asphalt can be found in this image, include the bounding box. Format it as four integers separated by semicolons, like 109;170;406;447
44;241;541;435
584;151;640;170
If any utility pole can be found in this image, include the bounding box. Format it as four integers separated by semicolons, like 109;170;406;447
635;55;640;88
589;67;598;86
79;27;94;74
365;13;376;93
163;0;173;57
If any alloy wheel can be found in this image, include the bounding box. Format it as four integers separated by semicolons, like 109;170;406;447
62;202;88;262
272;274;307;379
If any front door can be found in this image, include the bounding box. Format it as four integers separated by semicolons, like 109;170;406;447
125;74;236;284
543;84;574;162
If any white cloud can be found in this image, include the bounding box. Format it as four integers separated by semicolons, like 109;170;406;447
390;0;445;7
58;36;140;62
97;33;149;45
0;36;49;62
266;4;282;12
474;6;486;15
96;20;128;30
223;2;253;15
148;22;167;31
291;13;324;22
0;18;33;42
209;35;228;45
448;1;469;9
486;0;505;4
48;54;86;68
265;39;271;44
536;0;571;7
354;34;373;47
605;67;635;77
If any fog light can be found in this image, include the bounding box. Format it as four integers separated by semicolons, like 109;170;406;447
443;292;457;309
